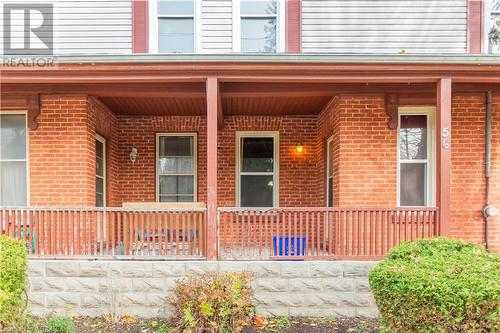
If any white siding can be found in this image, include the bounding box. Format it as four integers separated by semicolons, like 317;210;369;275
302;0;467;54
201;0;233;53
0;0;132;55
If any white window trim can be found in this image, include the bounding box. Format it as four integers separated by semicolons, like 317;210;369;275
0;110;29;207
326;135;333;207
96;134;106;207
232;0;286;53
236;131;279;207
397;107;436;208
485;0;500;53
156;133;198;202
148;0;202;53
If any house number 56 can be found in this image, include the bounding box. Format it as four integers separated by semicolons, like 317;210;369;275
442;127;450;149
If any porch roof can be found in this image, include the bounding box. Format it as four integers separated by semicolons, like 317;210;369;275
2;53;500;118
2;53;500;84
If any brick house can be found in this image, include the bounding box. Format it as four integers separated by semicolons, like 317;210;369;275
1;0;500;261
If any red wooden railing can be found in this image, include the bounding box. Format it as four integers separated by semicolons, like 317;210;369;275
0;207;207;258
1;206;438;260
218;207;439;260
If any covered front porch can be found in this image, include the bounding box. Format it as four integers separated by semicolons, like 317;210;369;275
2;54;499;259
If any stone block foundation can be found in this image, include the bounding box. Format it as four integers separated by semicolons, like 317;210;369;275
28;260;379;319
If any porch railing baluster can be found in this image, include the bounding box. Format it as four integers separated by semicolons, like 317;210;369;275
217;206;438;261
0;206;436;260
0;206;207;260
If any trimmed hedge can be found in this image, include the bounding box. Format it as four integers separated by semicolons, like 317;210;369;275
0;235;28;330
369;238;500;332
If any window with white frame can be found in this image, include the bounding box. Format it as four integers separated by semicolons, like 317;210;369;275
326;136;333;207
95;135;106;207
237;133;278;207
0;113;28;206
157;134;197;202
488;0;500;53
240;0;278;53
155;0;195;53
398;110;434;207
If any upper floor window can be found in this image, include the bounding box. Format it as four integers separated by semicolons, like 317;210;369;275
237;0;283;53
488;0;500;53
152;0;196;53
0;113;28;206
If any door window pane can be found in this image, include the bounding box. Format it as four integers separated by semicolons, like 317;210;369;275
241;18;276;53
400;115;427;160
241;137;274;172
0;161;27;206
158;18;194;53
0;114;26;159
241;175;274;207
400;163;426;206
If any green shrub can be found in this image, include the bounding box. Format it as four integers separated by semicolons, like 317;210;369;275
0;235;28;330
369;237;500;332
44;316;75;333
167;272;254;333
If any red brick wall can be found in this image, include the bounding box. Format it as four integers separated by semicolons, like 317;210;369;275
451;94;500;251
29;95;94;206
116;116;208;204
489;95;500;252
335;96;397;206
218;116;320;207
115;115;321;207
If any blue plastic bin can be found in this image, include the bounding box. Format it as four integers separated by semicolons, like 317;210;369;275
273;235;306;257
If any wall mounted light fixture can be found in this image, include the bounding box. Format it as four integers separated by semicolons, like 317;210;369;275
130;147;138;163
295;143;304;153
483;205;498;218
